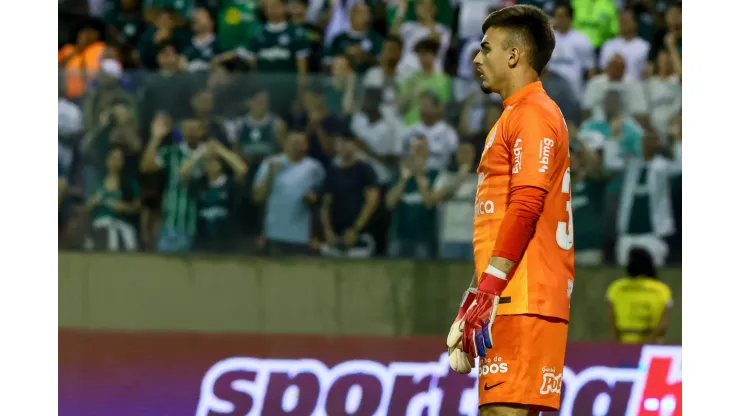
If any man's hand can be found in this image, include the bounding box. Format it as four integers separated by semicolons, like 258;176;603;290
446;288;477;374
458;266;509;358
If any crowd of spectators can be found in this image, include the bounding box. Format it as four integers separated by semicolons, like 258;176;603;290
58;0;682;267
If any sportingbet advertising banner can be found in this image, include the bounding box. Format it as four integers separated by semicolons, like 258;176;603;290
59;330;681;416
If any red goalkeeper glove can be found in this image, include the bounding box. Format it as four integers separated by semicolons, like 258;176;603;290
446;288;477;373
460;266;509;358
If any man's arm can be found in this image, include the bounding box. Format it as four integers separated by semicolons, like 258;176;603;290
386;171;410;210
252;158;278;203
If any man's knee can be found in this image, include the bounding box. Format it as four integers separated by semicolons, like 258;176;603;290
478;403;535;416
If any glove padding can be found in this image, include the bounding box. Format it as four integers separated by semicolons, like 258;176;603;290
446;288;477;374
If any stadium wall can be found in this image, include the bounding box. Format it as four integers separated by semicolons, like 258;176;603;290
58;252;681;342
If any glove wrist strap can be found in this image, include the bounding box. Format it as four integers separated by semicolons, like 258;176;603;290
479;265;509;294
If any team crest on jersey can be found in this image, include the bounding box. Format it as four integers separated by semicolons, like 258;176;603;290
484;123;498;151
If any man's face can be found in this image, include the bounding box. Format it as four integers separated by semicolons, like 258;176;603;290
288;1;307;22
331;56;350;77
287;131;308;155
409;137;429;161
553;6;571;32
350;3;370;30
204;154;222;178
336;138;356;159
415;0;435;22
182;119;206;145
157;11;176;30
157;45;180;70
605;54;626;80
381;40;402;64
249;91;270;115
192;91;214;117
604;90;623;119
474;28;512;94
417;50;436;69
265;0;286;21
106;149;125;172
619;10;637;36
192;8;212;34
666;6;681;31
419;94;439;120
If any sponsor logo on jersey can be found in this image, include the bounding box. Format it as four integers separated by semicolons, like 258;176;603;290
540;367;563;395
475;200;494;216
512;139;523;174
539;138;554;173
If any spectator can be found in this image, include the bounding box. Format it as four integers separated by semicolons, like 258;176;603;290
616;131;681;268
607;248;673;344
183;7;221;72
361;35;403;118
571;134;608;266
455;40;482;101
242;0;309;74
326;2;383;73
645;49;682;140
402;91;458;170
350;88;403;187
85;146;142;252
228;89;287;169
398;39;452;125
459;97;503;142
186;140;248;252
137;41;194;133
140;116;207;252
599;8;650;81
582;54;648;122
191;89;229;146
456;1;509;41
295;87;345;169
325;55;358;117
540;68;581;124
648;2;682;67
392;0;451;77
385;135;438;259
102;0;146;48
571;0;619;48
548;2;596;100
320;130;380;258
288;0;325;73
137;7;190;70
432;141;476;260
59;20;107;99
252;128;326;256
217;0;260;54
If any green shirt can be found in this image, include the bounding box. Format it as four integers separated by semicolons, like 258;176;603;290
183;35;222;71
572;178;606;251
399;71;452;125
390;170;439;243
195;175;241;251
248;22;310;73
157;143;201;236
572;0;619;47
143;0;195;18
327;31;384;73
236;114;281;164
386;0;454;28
101;1;146;45
91;178;141;225
218;0;260;51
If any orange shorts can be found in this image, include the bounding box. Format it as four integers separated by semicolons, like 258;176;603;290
478;314;569;412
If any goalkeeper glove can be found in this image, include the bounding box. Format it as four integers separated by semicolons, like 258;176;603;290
460;266;509;358
446;288;476;374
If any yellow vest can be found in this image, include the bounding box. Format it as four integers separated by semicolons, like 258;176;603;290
606;276;673;343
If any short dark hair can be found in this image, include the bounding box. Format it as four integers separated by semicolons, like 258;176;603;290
414;38;441;55
627;248;657;279
481;5;555;74
554;2;573;18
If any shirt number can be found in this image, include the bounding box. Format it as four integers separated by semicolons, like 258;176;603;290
556;168;574;250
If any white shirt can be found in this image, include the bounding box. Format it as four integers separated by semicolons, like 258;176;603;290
644;75;682;139
396;22;451;78
456;0;504;40
582;74;648;117
350;112;404;185
400;121;459;170
548;29;595;99
599;36;650;80
362;66;402;119
433;171;478;243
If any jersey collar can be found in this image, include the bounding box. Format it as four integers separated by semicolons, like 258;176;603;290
503;81;544;108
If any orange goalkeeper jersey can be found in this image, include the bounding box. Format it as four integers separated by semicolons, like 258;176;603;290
473;81;575;322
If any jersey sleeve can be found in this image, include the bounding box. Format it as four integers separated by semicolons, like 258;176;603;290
506;104;562;192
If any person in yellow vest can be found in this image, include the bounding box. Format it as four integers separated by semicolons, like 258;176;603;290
606;247;673;344
58;21;107;99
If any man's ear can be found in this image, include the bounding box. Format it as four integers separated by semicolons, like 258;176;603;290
508;47;520;69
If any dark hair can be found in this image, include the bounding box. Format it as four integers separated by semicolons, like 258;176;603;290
385;35;403;48
554;2;574;18
627;248;657;279
414;38;441;55
481;5;555;74
620;7;637;20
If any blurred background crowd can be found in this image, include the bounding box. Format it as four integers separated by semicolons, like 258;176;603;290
58;0;682;267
